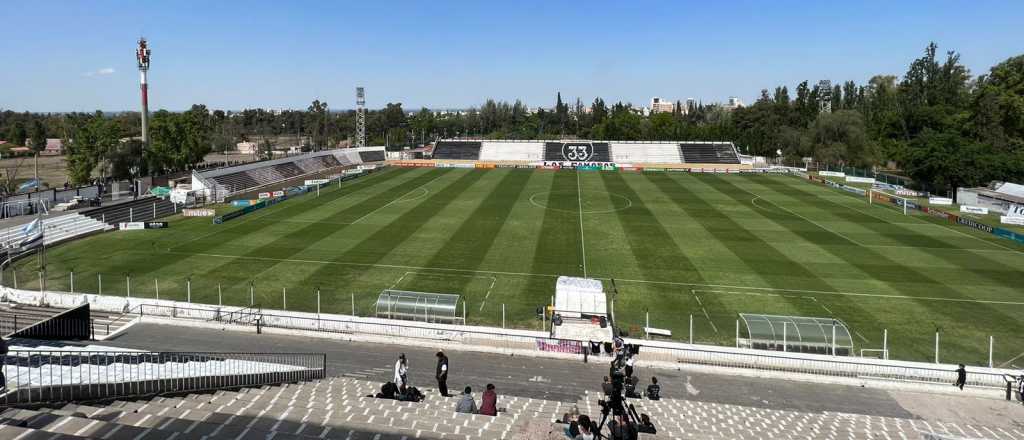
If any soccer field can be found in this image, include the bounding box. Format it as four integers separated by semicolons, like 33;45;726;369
12;167;1024;365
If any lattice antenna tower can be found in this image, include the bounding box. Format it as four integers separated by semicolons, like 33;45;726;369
818;79;832;114
355;87;366;147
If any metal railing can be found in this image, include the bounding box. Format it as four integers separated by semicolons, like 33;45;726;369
132;302;1013;393
0;350;326;408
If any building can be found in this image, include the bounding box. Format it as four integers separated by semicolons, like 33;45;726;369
725;96;745;111
650;97;675;114
41;139;64;156
957;181;1024;215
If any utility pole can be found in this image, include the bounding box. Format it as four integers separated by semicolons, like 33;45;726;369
355;87;366;148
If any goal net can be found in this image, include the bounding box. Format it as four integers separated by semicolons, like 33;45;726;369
868;189;910;215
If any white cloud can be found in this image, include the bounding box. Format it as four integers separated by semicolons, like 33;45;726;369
84;67;116;77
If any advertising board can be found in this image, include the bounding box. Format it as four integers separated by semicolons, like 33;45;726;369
960;205;989;215
928;197;953;206
845;176;876;184
819;171;845;177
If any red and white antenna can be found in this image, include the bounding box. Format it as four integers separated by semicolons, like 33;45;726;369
137;38;151;145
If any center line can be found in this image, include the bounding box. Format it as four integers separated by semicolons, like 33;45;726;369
576;170;587;278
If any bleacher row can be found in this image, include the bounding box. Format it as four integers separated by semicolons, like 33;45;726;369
432;141;740;164
2;372;1013;439
0;213;112;251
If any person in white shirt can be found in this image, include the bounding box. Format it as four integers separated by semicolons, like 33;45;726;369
394;353;408;388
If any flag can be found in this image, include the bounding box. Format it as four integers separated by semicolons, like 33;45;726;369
18;218;43;249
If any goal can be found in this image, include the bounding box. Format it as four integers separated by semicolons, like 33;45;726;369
868;189;910;215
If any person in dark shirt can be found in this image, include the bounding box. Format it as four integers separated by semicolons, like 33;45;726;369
602;376;614;396
645;376;661;400
436;351;450;397
954;364;967;390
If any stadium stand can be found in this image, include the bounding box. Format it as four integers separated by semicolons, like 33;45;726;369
433;141;482;160
359;150;386;163
610;142;684;164
0;304;129;340
543;142;612;162
0;213;112;250
679;142;741;164
81;197;175;226
191;149;380;200
478;141;544;162
0;374;1006;439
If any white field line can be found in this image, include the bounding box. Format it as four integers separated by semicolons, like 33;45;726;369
576;170;588;277
350;174;447;224
998;351;1024;368
159;251;1024;306
735;186;866;246
381;269;497;312
167;168;399;251
388;272;408;289
812;297;834;315
690;290;718;334
855;331;870;343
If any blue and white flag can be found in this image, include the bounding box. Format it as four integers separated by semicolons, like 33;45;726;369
18;218;43;249
18;179;41;192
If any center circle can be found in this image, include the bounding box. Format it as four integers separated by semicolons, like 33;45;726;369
529;190;632;214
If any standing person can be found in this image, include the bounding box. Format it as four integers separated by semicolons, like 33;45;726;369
480;383;498;416
624;353;636;379
436;350;450;397
954;364;966;390
394;353;408;388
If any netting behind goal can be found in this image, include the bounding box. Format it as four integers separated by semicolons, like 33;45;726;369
868;189;910;215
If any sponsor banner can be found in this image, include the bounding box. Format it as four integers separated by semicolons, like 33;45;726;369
541;161;615;168
960;205;989;215
993;228;1024;245
474;162;497;169
873;193;892;204
145;222;168;229
535;339;583;354
928;197;953;206
358;164;377;170
343;169;364;176
819;171;846;177
667;168;690;172
231;200;256;207
840;185;867;196
957;217;994;233
644;168;665;172
1009;204;1024;217
304;179;329;186
272;190;285;197
845;176;876;184
1001;216;1024;226
925;208;951;220
183;208;215;217
119;222;145;231
258;192;271;200
895;189;926;197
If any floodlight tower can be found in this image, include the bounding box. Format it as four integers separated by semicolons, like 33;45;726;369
355;87;366;147
818;79;832;114
137;38;152;145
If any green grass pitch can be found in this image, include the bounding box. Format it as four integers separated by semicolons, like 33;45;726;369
12;167;1024;365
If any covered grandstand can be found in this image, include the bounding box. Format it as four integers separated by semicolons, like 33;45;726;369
190;147;385;201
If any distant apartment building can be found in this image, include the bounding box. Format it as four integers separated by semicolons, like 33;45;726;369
649;97;675;114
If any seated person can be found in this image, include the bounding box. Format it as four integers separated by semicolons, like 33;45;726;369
624;376;642;399
479;383;498;416
397;384;424;402
373;381;399;399
607;414;638;440
637;413;657;434
564;414;594;440
646;377;661;400
602;376;614;396
455;386;477;414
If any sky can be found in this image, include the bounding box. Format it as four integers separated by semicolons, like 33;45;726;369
1;0;1022;112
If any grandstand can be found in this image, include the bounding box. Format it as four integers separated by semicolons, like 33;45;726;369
678;142;741;164
432;141;482;160
479;141;543;162
427;139;745;168
190;147;385;201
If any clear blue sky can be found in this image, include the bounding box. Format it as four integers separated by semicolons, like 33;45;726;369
1;0;1022;112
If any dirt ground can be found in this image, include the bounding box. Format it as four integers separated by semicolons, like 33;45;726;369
0;154;69;189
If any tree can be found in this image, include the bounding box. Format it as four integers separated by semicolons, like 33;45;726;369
29;120;47;153
7;121;27;146
65;116;119;184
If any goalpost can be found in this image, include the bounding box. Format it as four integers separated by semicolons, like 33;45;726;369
868;189;910;215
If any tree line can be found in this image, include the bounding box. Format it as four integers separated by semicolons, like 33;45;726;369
1;42;1021;192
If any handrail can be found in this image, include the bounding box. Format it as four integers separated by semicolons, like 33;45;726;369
0;349;326;408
